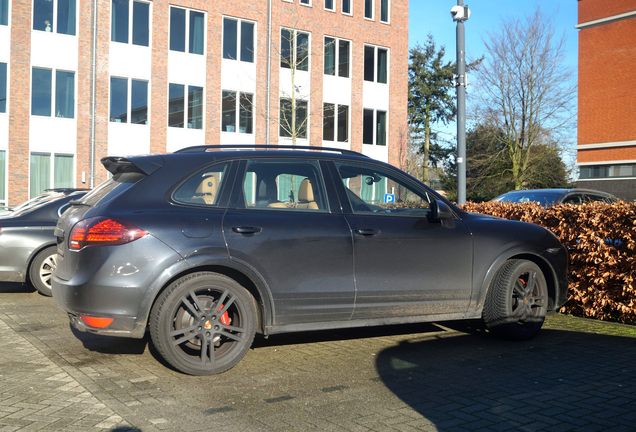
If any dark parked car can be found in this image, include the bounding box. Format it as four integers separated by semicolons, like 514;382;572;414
493;188;619;207
0;189;88;296
52;146;568;375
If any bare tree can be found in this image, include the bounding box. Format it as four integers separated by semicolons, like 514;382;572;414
476;9;575;190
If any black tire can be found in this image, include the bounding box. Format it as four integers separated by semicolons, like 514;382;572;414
29;246;58;297
483;259;548;340
149;272;258;375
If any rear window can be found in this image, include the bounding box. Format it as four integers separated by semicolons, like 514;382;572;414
172;162;230;207
81;172;145;206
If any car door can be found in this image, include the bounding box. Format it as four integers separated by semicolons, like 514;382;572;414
223;158;355;327
328;160;473;319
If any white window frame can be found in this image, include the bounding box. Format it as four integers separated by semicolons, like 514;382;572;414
364;0;374;20
362;108;387;146
222;16;257;63
111;0;152;47
28;152;76;198
167;82;205;129
323;102;349;144
300;0;312;6
324;35;351;78
32;0;77;34
30;67;76;119
108;76;149;125
364;44;390;84
221;90;255;135
324;0;335;12
169;6;206;55
379;0;390;23
280;28;312;73
341;0;352;16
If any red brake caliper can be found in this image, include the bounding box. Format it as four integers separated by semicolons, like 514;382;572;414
217;304;231;326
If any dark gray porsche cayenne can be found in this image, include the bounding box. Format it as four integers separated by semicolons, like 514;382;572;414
52;146;568;375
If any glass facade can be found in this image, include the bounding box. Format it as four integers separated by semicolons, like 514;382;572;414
54;154;73;188
30;153;51;198
0;62;6;113
31;68;52;117
110;77;127;122
55;70;74;118
168;83;185;127
131;79;148;124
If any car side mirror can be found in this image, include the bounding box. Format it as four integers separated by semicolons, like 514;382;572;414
429;199;454;222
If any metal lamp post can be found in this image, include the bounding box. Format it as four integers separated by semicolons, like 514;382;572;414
451;2;470;204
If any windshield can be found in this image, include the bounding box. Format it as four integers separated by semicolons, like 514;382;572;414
493;191;564;206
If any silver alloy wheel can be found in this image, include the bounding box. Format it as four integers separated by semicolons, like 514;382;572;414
38;254;57;288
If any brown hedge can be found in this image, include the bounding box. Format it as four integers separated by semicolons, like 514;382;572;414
461;201;636;324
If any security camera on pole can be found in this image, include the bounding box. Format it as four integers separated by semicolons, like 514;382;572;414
451;2;470;204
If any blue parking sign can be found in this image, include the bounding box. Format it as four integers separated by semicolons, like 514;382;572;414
384;193;395;204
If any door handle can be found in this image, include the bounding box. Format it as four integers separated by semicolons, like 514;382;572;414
232;226;262;234
354;228;379;236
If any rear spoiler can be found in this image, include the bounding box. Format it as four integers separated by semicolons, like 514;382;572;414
101;156;164;176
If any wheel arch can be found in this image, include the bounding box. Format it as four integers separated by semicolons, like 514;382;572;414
475;251;559;314
144;260;274;335
26;242;57;284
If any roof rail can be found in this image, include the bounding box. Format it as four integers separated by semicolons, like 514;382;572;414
173;144;369;158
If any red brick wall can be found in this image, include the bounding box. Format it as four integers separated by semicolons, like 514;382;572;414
578;0;636;24
577;0;636;166
7;0;32;204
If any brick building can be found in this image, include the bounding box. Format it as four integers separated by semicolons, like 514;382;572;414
0;0;408;206
577;0;636;200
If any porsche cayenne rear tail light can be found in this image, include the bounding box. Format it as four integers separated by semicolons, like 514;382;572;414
69;217;146;250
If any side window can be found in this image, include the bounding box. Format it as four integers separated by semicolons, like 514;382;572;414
335;162;430;217
562;194;582;205
241;159;327;212
173;162;230;207
584;194;605;203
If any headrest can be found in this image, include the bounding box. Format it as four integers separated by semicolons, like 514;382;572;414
195;174;219;204
298;178;315;202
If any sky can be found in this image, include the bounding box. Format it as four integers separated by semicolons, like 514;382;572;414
407;0;579;168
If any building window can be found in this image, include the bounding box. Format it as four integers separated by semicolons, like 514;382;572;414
188;85;203;129
30;153;51;198
380;0;389;22
364;0;373;19
111;0;149;46
325;0;334;11
170;7;204;55
31;68;75;118
0;62;6;113
223;18;255;63
30;153;74;198
323;103;349;143
324;37;350;78
221;90;254;134
342;0;351;15
579;164;636;179
54;154;73;188
109;77;148;124
169;83;203;129
0;150;5;204
281;28;310;72
364;45;388;83
279;98;308;139
300;0;311;5
33;0;76;35
363;109;386;146
0;0;8;26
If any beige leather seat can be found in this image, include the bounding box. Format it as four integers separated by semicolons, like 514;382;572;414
296;179;318;210
195;174;220;205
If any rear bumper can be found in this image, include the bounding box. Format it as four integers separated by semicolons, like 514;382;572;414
51;235;182;339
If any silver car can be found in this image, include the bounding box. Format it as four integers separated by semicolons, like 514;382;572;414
0;189;88;296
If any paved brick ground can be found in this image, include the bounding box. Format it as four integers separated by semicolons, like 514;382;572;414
1;283;636;431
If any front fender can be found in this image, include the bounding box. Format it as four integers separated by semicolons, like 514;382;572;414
469;246;561;316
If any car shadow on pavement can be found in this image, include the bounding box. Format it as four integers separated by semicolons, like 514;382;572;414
0;282;34;294
70;325;148;355
375;328;636;431
252;322;444;348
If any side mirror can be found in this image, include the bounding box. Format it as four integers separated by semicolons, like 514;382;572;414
429;199;454;222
